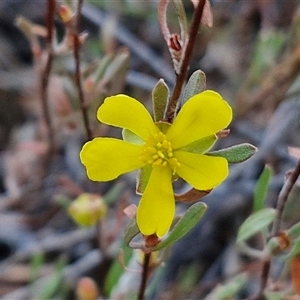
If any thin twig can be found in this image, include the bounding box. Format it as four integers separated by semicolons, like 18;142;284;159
138;252;151;300
253;159;300;299
41;0;56;152
272;159;300;236
73;0;92;141
166;0;206;123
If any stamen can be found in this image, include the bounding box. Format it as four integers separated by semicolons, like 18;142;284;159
153;158;163;166
157;151;165;158
139;131;179;172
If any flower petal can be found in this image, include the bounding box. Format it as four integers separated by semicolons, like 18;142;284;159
167;90;232;149
80;138;144;181
98;94;159;140
137;166;174;238
174;151;229;190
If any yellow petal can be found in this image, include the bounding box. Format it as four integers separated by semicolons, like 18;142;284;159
174;151;229;190
97;94;159;141
80;138;144;181
167;90;232;149
137;166;174;238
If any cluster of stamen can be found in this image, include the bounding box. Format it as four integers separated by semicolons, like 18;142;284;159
139;132;180;172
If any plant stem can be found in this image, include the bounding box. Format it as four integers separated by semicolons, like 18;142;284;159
41;0;56;152
137;252;151;300
74;0;92;141
166;0;206;123
254;159;300;299
271;159;300;236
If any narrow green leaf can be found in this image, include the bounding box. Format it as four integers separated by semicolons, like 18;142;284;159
288;222;300;240
102;50;130;83
36;257;66;299
179;135;216;154
182;70;206;104
172;0;189;41
237;208;276;243
265;291;284;300
253;165;272;211
206;273;247;300
104;241;133;296
285;236;300;260
152;79;169;122
208;143;257;163
152;202;207;251
122;128;143;145
30;252;44;283
94;54;113;85
124;219;140;246
136;165;152;194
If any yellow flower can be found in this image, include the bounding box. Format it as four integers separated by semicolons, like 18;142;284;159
80;90;232;238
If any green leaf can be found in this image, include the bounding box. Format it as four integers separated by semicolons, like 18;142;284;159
182;70;206;104
172;0;189;42
102;50;130;83
35;257;66;299
104;241;133;296
152;79;169;122
122;128;143;145
284;237;300;260
288;222;300;240
93;54;113;85
152;202;207;251
30;252;44;283
179;135;216;154
136;165;152;194
253;165;272;211
124;219;140;246
206;273;247;300
237;208;276;243
208;143;257;163
265;291;284;300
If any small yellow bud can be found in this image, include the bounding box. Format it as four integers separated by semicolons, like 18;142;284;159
68;193;107;227
76;277;99;300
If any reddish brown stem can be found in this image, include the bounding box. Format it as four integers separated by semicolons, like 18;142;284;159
166;0;206;123
41;0;56;152
253;159;300;299
137;252;151;300
73;0;92;141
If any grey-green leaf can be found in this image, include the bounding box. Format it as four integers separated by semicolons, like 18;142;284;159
152;79;169;122
253;165;272;212
208;143;257;163
182;70;206;104
179;135;216;154
152;202;207;251
206;273;247;300
237;208;276;243
136;165;152;194
122;128;143;145
172;0;189;42
124;219;140;246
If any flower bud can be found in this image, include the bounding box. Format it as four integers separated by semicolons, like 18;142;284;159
76;277;99;300
68;193;107;227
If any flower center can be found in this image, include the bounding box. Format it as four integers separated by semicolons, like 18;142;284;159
139;132;180;172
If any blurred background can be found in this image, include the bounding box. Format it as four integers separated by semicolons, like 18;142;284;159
0;0;300;299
